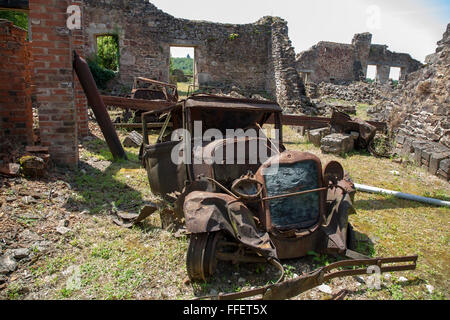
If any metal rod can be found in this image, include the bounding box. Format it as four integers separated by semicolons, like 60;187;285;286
354;183;450;207
261;187;328;202
73;51;127;160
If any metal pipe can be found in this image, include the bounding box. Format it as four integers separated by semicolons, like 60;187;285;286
354;183;450;207
72;51;127;160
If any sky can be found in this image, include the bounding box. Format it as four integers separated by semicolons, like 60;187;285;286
154;0;450;62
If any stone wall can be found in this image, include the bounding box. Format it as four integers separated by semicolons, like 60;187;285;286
82;0;272;95
387;23;449;181
0;19;33;146
296;32;422;84
81;0;311;112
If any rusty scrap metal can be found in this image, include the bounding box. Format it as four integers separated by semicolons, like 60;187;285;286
198;254;418;300
266;114;387;132
132;77;178;103
113;122;171;129
73;51;127;160
112;203;158;228
101;95;173;112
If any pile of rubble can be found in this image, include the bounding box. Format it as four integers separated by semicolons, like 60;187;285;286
308;81;393;105
379;23;450;181
390;23;449;149
0;141;51;179
307;112;377;155
311;100;357;117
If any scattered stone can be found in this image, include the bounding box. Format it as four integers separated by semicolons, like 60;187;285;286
56;226;72;235
321;133;354;155
19;156;47;178
22;196;37;205
0;254;17;274
19;229;43;242
384;273;391;281
31;240;53;253
307;127;330;147
238;277;246;283
318;284;332;294
0;163;20;177
398;276;408;283
0;274;7;284
426;284;434;294
59;219;70;228
10;248;30;260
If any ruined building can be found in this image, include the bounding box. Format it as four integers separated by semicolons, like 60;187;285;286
296;32;422;84
0;0;308;167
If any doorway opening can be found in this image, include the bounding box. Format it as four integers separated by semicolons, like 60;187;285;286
389;67;401;83
170;46;195;99
366;65;377;82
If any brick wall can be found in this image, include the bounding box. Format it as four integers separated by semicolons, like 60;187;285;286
29;0;79;166
0;19;33;145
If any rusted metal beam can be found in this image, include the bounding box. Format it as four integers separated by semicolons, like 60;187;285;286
113;122;172;129
73;51;127;161
101;95;173;112
0;0;28;10
267;114;387;132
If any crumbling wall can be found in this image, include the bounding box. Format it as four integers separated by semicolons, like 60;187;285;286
387;23;449;181
82;0;272;94
0;19;33;146
296;32;422;84
81;0;312;113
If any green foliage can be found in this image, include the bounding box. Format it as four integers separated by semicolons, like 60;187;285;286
228;33;239;41
170;57;193;76
0;10;28;31
87;56;116;90
96;35;119;71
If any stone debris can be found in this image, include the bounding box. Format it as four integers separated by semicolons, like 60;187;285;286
0;163;20;177
307;127;330;147
56;226;72;235
19;156;47;178
317;284;332;294
9;248;30;260
321;133;355;155
0;254;18;275
426;284;434;294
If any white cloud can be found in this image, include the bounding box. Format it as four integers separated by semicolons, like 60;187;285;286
150;0;449;62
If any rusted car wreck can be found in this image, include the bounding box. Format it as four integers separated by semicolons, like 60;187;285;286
140;94;417;300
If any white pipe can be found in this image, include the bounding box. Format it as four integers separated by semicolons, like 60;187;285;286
354;183;450;208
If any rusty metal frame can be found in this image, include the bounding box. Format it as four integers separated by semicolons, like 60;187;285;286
266;114;386;132
101;95;173;112
203;254;418;300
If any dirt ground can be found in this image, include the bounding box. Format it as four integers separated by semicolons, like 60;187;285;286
0;120;448;300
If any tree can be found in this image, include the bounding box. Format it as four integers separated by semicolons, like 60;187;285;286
0;10;28;31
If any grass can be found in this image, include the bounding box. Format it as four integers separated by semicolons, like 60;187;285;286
5;124;448;300
177;82;193;100
283;125;449;299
